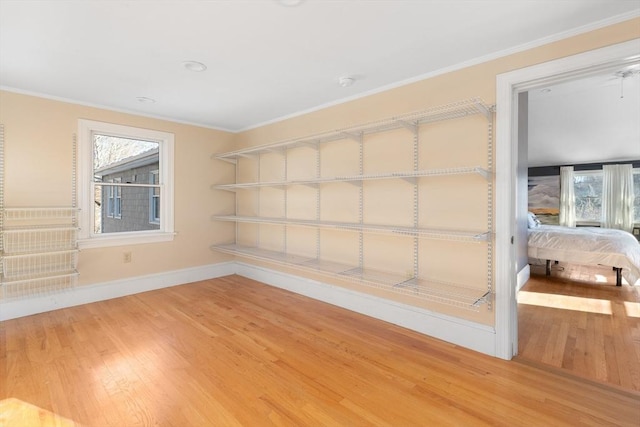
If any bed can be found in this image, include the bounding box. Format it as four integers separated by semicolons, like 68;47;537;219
527;221;640;287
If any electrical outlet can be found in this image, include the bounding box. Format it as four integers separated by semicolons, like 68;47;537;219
633;228;639;236
123;252;132;263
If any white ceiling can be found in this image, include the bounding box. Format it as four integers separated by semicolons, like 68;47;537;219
528;66;640;167
1;0;639;132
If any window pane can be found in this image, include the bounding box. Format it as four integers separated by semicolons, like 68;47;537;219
574;173;602;222
94;184;161;233
93;135;158;172
93;135;160;233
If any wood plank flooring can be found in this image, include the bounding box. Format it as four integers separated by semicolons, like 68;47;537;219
2;274;639;426
518;262;640;391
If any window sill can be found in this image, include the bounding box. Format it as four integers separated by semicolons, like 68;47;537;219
78;231;175;249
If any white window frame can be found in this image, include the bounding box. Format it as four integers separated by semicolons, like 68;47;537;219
106;179;115;218
77;119;175;248
113;177;122;219
149;170;160;225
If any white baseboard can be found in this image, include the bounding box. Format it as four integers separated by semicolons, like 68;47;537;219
236;262;497;356
0;262;236;321
516;264;531;292
1;261;497;357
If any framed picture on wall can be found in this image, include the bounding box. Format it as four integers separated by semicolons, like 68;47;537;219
528;175;559;225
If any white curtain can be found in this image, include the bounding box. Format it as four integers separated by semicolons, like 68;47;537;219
602;164;635;232
559;166;576;227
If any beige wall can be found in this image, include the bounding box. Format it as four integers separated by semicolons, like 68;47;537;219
233;18;640;324
1;17;638;324
0;91;236;286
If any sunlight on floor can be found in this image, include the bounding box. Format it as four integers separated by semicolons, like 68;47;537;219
624;301;640;318
517;291;612;315
0;398;80;427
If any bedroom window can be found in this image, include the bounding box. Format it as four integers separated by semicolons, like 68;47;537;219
77;120;175;248
574;171;602;223
574;167;639;225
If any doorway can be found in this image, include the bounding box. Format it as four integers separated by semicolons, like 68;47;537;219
494;38;640;360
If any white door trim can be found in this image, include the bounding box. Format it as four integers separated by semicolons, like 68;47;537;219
494;38;640;360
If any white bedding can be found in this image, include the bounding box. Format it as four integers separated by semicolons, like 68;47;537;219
528;225;640;286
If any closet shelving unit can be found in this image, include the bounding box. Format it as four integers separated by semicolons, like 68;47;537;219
211;98;494;310
212;215;489;242
0;125;79;299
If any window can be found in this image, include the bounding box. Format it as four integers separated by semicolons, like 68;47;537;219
149;170;160;224
78;120;174;248
573;167;639;225
574;171;602;223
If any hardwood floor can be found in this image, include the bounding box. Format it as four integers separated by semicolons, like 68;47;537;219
2;275;639;426
518;262;640;391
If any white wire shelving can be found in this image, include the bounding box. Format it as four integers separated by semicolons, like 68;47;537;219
212;215;490;242
0;209;80;299
213;166;491;191
212;243;490;310
215;98;492;163
211;98;494;311
3;207;79;224
1;272;79;300
3;225;78;254
2;248;78;278
0;126;80;300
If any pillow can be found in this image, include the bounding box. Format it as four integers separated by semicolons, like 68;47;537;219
527;212;540;228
